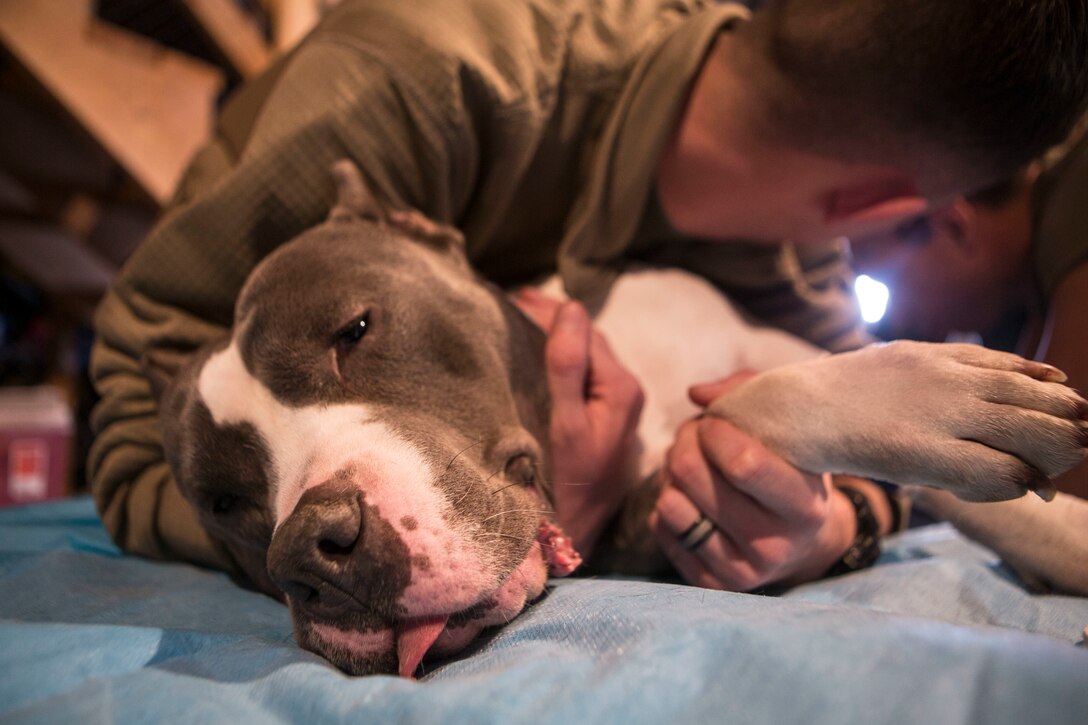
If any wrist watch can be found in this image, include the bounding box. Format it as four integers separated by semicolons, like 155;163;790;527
823;485;881;578
882;485;911;534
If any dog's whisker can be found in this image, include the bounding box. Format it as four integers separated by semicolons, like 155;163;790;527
490;480;523;495
449;456;495;508
481;508;554;523
476;532;535;546
446;438;484;472
451;482;476;507
539;474;595;488
476;531;562;550
477;531;564;551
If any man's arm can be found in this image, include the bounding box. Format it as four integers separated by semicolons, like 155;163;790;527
90;288;234;568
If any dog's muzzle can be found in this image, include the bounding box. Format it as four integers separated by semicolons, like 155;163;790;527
267;479;582;677
268;481;411;620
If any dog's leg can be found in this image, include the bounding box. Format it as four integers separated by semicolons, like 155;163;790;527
707;341;1088;502
909;487;1088;596
575;268;1087;580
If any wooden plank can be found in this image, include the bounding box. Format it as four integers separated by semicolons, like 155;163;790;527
183;0;272;79
0;0;224;205
261;0;326;52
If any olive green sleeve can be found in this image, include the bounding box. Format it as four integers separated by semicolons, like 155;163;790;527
89;284;234;569
87;33;490;569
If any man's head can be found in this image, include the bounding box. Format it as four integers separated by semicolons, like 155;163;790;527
744;0;1088;197
657;1;1087;245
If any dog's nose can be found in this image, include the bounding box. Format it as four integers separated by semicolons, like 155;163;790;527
268;478;413;619
267;482;364;611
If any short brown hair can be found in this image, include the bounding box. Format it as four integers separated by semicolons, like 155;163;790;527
965;173;1031;209
743;0;1088;194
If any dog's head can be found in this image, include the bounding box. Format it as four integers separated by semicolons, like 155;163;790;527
149;162;580;676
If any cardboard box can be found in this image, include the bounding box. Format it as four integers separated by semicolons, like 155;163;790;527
0;386;73;507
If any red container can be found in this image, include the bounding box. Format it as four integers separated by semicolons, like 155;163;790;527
0;386;73;507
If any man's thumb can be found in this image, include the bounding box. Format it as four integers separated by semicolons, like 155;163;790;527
546;302;592;410
688;370;756;407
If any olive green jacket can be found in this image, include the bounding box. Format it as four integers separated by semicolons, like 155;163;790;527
89;0;866;573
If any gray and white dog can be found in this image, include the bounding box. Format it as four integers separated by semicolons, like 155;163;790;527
149;161;1088;677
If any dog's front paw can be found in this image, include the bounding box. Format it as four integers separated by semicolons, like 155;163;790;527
707;341;1088;502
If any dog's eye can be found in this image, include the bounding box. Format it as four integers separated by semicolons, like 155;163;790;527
334;312;370;357
504;455;537;487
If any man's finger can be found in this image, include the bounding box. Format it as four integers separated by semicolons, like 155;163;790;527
585;328;644;422
648;509;725;590
695;417;828;520
654;485;763;589
664;426;781;560
545;301;593;430
688;370;756;407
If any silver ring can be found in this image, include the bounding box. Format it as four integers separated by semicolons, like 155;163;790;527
678;514;717;551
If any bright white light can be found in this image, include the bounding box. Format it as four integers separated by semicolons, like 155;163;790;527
854;274;890;324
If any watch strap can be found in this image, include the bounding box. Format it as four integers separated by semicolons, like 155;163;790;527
824;485;881;578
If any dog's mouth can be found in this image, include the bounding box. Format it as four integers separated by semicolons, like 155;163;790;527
298;517;581;677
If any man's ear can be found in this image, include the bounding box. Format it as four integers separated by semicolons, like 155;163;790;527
932;199;979;253
823;173;929;233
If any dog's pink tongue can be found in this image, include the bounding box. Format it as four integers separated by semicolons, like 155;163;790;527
538;520;582;576
396;616;448;678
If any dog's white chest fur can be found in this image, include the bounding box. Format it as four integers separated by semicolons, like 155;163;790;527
542;267;823;478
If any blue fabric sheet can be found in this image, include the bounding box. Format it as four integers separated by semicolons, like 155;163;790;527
2;498;1086;724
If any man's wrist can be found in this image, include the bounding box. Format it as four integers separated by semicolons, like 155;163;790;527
779;482;857;587
833;475;894;537
823;477;884;578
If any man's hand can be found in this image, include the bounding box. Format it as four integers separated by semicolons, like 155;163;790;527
647;373;859;591
513;288;644;557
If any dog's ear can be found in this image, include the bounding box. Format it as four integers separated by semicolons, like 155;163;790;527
328;159;386;222
328;159;466;254
385;208;466;253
